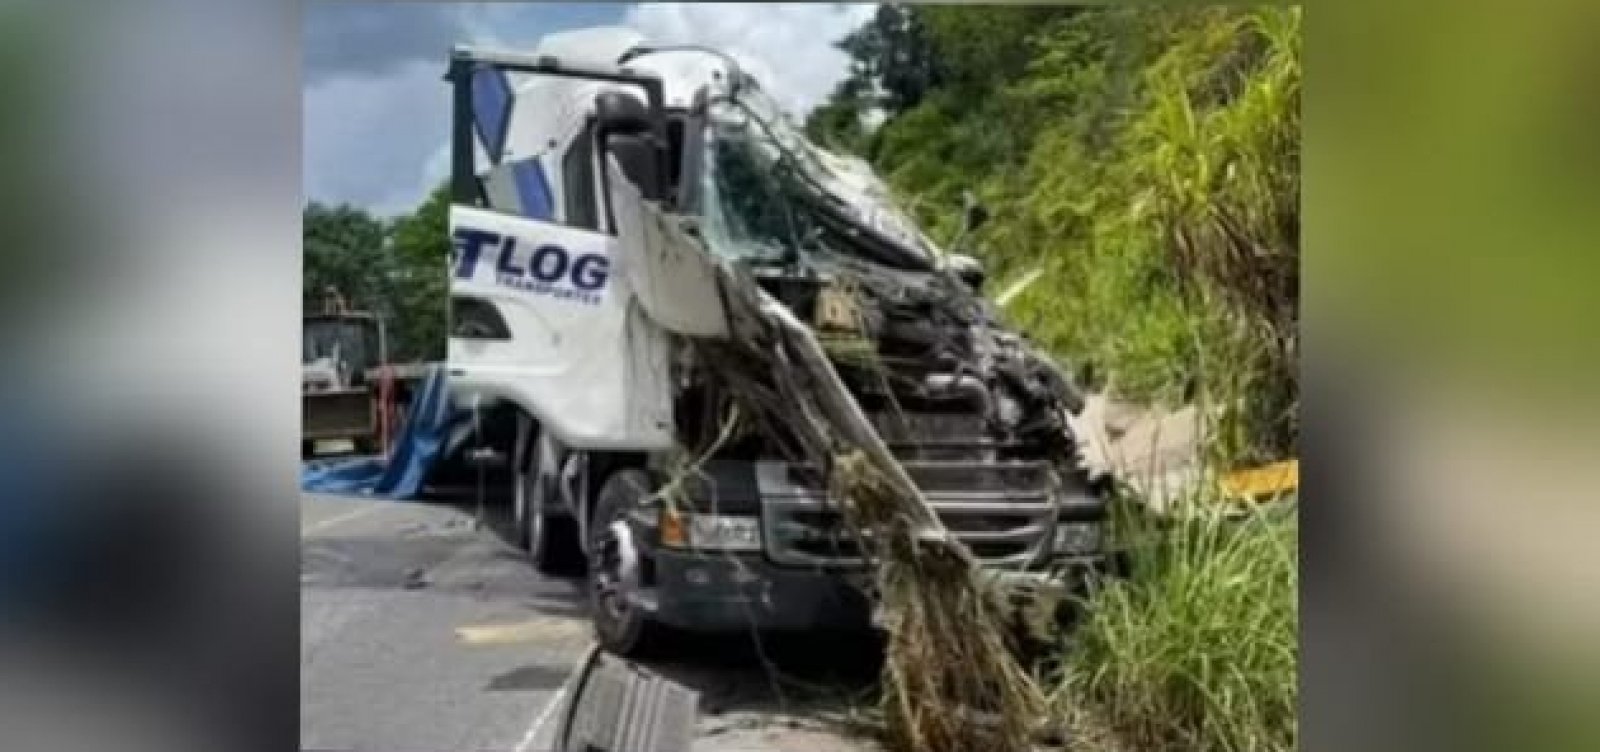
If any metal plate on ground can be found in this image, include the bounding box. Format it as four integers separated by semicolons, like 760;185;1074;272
560;652;699;752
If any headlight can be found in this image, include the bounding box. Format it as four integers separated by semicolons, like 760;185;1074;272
1053;521;1103;555
661;510;763;552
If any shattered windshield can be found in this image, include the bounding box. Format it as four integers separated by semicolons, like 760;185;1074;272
697;80;938;270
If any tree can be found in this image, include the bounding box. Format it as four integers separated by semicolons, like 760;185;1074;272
804;76;873;153
384;184;451;362
805;3;940;152
840;4;941;116
302;185;450;364
918;6;1082;97
302;203;391;316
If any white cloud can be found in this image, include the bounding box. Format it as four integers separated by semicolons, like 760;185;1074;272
623;2;875;118
455;2;517;49
303;61;452;216
303;3;877;214
303;3;464;85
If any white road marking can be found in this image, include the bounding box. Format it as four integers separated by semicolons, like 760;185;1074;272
301;502;386;536
511;642;598;752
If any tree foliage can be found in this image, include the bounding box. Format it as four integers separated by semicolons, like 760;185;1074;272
804;4;939;152
302;203;389;315
385;185;451;362
302;185;450;364
839;4;940;115
815;6;1301;461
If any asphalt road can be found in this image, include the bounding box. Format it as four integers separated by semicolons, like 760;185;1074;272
301;490;882;752
301;491;593;752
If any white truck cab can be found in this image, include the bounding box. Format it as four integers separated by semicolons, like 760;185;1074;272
444;30;1107;657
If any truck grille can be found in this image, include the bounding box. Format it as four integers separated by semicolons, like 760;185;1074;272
756;458;1060;569
866;411;1012;461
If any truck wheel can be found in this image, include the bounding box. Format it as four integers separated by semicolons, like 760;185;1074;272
587;468;668;658
516;468;583;576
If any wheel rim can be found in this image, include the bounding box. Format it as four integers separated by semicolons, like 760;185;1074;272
590;519;635;627
514;470;528;526
525;474;545;553
513;470;528;538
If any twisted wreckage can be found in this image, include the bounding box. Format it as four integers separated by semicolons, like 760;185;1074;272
445;27;1112;750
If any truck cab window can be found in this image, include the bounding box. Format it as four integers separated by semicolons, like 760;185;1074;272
562;119;600;231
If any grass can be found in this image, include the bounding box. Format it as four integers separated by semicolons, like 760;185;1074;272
1054;495;1298;752
874;6;1301;466
808;7;1303;747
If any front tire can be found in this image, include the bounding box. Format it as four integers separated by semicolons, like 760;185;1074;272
587;468;668;658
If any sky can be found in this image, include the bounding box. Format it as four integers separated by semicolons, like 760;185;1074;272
303;2;877;217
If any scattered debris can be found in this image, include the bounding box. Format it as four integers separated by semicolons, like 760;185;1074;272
401;567;428;590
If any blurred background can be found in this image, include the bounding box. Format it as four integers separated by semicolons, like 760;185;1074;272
0;0;1598;750
0;1;298;751
1309;1;1600;750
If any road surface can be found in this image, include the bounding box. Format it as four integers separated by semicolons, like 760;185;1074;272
301;490;881;752
301;491;592;752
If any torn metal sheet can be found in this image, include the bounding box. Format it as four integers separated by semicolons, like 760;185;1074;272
1067;391;1208;514
606;156;731;338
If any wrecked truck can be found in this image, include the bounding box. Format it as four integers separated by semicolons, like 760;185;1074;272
444;29;1108;657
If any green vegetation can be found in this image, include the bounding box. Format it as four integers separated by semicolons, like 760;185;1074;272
809;6;1300;749
809;5;1300;465
1059;500;1298;751
302;185;450;363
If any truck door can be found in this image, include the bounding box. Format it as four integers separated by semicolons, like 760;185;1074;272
447;65;672;451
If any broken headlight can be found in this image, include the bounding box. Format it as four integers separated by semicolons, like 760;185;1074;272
661;510;763;552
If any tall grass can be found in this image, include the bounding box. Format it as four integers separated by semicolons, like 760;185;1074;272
874;6;1301;464
843;8;1302;747
1056;497;1299;752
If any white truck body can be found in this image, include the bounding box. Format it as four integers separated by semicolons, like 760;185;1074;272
439;32;1108;656
447;28;932;450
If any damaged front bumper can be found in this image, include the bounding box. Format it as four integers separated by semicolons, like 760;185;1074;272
641;549;874;632
636;547;1113;633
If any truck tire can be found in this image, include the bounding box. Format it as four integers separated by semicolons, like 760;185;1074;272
587;468;668;658
516;467;583;576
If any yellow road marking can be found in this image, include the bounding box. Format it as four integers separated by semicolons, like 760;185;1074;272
455;618;589;646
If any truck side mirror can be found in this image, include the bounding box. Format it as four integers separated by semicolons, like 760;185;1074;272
594;89;664;202
594;90;652;136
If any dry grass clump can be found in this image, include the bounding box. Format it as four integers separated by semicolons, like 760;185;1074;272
833;452;1046;752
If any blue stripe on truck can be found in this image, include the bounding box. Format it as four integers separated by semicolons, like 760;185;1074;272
510;158;555;221
471;67;512;163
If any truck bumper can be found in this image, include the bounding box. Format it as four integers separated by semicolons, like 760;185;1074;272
642;550;874;632
641;549;1113;633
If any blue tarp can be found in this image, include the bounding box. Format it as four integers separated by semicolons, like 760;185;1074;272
301;364;470;499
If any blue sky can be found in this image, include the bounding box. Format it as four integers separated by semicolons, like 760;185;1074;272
303;2;876;216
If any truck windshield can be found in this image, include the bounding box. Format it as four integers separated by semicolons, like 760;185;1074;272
303;319;376;373
696;82;938;270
